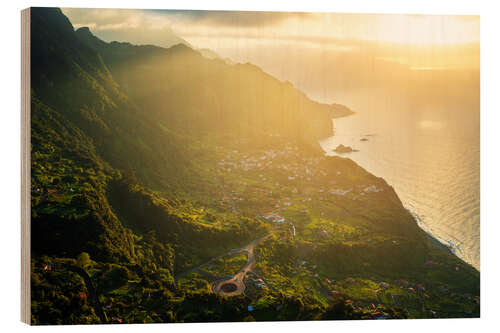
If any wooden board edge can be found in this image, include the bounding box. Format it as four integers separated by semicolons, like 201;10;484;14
21;7;31;326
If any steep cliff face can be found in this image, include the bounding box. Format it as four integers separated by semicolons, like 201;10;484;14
31;8;195;191
30;7;193;262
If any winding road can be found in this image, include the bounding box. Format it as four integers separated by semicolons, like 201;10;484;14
212;234;272;296
67;265;108;324
177;180;272;296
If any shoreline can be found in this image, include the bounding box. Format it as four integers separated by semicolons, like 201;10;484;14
408;207;479;272
324;114;480;273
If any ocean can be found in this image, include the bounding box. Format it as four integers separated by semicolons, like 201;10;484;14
320;110;480;270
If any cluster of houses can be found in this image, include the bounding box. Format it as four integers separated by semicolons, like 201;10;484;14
246;271;267;289
321;184;385;200
261;212;285;224
248;277;266;288
216;144;329;185
363;185;382;193
214;144;389;213
379;282;390;289
424;260;439;268
329;188;352;196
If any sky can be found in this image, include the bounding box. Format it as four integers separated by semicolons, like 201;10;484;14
63;8;479;47
62;8;480;106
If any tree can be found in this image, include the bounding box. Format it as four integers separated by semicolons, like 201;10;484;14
76;252;91;269
70;194;89;208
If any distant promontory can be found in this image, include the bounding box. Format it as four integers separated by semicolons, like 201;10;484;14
333;144;359;153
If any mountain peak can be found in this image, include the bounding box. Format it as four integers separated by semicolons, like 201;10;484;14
168;43;193;52
75;26;108;50
166;43;201;57
76;26;92;35
75;26;99;40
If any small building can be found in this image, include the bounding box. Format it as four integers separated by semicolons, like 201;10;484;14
395;279;409;287
379;282;390;289
424;260;438;268
319;230;329;238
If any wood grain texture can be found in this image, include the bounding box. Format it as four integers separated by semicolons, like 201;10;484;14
21;7;31;325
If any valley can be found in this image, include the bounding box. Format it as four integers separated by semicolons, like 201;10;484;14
28;7;479;324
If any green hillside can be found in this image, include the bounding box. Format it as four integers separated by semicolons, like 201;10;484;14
29;7;479;325
74;25;350;146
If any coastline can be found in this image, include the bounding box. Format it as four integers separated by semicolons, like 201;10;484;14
409;207;479;272
409;209;453;254
324;113;479;273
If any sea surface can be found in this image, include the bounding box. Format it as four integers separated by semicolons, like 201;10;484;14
320;111;480;270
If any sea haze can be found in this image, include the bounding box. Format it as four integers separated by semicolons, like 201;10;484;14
320;84;480;270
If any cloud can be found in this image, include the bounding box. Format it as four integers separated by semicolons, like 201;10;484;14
153;10;318;27
62;8;187;47
62;8;479;53
61;7;479;107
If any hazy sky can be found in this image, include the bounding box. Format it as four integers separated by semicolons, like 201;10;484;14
62;8;479;54
62;8;479;106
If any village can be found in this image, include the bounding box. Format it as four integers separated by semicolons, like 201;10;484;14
212;140;387;218
174;139;480;319
32;133;480;319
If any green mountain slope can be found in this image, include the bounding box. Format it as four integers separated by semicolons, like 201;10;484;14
75;26;352;147
31;8;195;192
31;94;136;262
29;7;478;325
29;9;275;324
